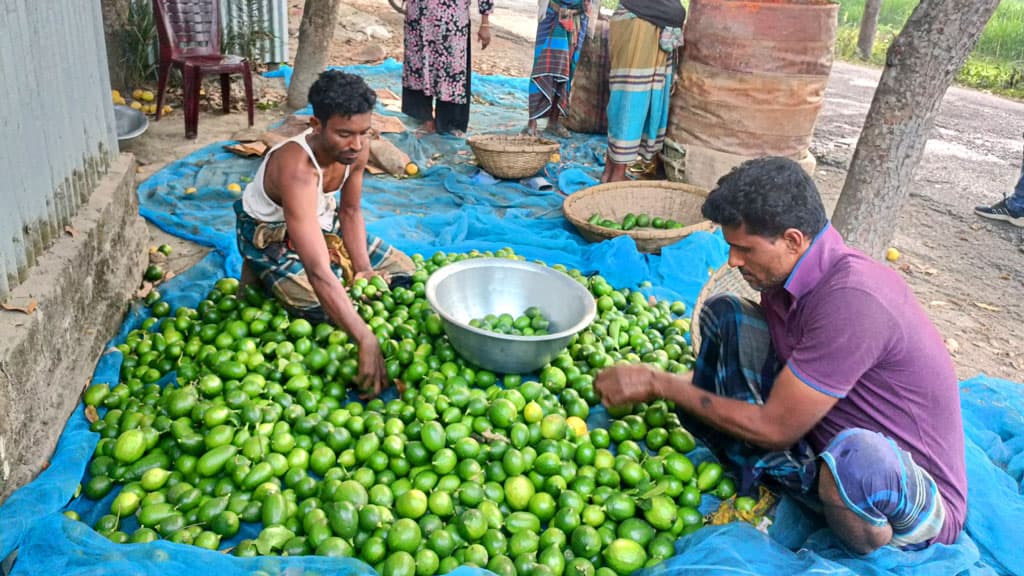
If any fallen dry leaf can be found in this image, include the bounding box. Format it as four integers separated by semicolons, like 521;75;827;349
479;430;510;444
64;225;78;237
84;405;99;424
945;338;960;355
974;302;1002;312
1;300;37;315
135;281;155;299
928;300;951;308
163;270;177;282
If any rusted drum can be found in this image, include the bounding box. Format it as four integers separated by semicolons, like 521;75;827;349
663;0;838;189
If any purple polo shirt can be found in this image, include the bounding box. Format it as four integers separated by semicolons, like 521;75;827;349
760;223;967;545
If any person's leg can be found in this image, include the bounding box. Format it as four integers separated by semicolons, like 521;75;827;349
975;135;1024;225
691;295;818;495
819;428;948;553
402;86;436;133
366;233;415;285
527;7;558;135
435;33;472;135
1006;153;1024;214
604;12;660;183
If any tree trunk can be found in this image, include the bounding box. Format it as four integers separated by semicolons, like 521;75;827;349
856;0;882;60
100;0;133;90
287;0;342;109
831;0;999;258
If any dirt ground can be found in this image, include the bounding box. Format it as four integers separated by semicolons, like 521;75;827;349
119;0;1023;382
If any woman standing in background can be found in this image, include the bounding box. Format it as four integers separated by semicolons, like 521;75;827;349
402;0;494;136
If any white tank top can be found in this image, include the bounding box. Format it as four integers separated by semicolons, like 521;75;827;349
241;128;350;231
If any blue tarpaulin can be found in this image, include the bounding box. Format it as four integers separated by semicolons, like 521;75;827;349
1;61;1022;576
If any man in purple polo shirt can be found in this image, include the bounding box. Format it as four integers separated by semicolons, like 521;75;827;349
596;157;967;554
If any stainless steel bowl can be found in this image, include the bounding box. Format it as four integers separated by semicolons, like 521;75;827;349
114;104;149;142
425;258;597;374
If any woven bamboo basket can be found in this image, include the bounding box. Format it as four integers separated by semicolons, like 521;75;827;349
467;134;560;180
562;181;715;253
690;264;761;355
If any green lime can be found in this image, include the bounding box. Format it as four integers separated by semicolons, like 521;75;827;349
388;518;422;553
396;489;429;519
603;539;647;576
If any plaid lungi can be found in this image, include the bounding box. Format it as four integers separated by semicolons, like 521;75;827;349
528;0;588;120
692;294;818;495
234;200;414;321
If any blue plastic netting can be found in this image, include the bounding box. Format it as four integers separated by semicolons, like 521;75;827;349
1;61;1022;576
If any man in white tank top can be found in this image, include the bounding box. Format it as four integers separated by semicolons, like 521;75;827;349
235;71;414;397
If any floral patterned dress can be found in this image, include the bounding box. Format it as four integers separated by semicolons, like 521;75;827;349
402;0;494;106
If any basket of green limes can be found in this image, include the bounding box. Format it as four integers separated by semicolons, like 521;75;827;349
562;180;715;253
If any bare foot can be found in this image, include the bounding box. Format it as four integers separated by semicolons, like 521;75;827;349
415;119;437;136
544;121;571;139
605;162;629;183
522;120;539;136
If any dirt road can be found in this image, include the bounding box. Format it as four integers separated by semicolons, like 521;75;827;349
813;63;1024;381
125;0;1023;381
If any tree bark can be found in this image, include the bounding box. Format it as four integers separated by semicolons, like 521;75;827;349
287;0;343;109
857;0;882;60
100;0;133;90
831;0;999;258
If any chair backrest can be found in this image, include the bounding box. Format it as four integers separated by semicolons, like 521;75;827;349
153;0;223;60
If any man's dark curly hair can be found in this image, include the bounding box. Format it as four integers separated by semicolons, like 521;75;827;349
701;156;827;239
308;70;377;124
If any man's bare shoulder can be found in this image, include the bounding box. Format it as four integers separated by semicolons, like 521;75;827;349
265;142;318;203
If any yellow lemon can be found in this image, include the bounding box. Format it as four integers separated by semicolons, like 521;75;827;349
566;416;588;438
162;105;172;115
129;101;142;111
550;152;561;163
404;163;419;176
111;90;122;102
885;247;900;262
131;88;144;100
522;401;544;424
226;183;242;193
184;187;197;195
141;90;155;102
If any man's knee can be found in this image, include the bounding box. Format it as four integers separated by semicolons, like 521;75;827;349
818;461;893;554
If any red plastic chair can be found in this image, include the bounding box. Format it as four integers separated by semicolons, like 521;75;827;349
153;0;254;139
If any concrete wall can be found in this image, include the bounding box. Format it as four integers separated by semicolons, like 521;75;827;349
0;154;148;502
0;0;120;299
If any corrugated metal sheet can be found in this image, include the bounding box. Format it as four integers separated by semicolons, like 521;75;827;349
0;0;118;300
220;0;289;64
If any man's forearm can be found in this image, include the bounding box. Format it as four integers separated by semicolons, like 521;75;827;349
308;267;375;344
339;209;372;273
651;371;787;450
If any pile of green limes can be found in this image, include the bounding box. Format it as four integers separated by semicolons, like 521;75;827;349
470;307;551;336
74;248;734;576
586;213;684;231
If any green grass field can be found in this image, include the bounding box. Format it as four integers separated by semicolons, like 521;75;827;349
835;0;1024;99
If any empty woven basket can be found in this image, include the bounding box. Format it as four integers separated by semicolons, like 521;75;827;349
690;264;761;355
467;134;559;179
562;180;714;253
